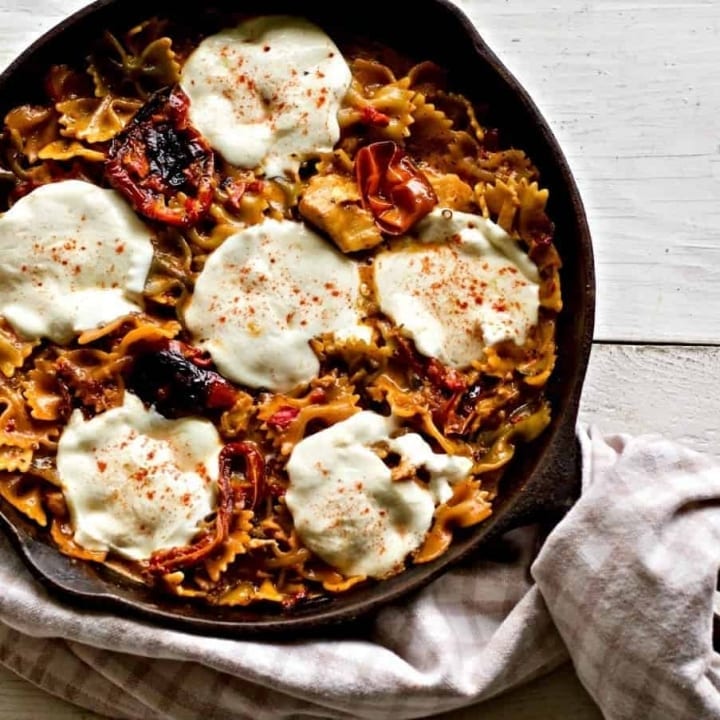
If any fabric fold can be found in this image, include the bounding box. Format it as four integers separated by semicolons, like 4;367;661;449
534;428;720;720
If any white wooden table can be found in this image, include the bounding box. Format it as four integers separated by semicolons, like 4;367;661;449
1;0;718;716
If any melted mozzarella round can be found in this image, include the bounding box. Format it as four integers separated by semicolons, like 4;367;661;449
285;411;473;578
185;218;368;392
57;392;221;561
180;15;351;177
0;180;153;343
374;208;541;367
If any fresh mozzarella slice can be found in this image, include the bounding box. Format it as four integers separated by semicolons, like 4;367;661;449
184;218;368;392
180;15;351;177
373;208;541;367
0;180;154;343
56;392;222;561
285;411;473;578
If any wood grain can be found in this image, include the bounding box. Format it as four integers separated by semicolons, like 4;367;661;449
581;344;720;454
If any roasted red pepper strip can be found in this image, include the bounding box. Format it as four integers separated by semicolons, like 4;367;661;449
426;358;466;392
146;441;265;575
219;441;266;510
147;455;233;574
106;85;213;227
355;141;437;235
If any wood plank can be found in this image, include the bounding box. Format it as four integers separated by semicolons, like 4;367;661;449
454;0;720;344
580;343;720;454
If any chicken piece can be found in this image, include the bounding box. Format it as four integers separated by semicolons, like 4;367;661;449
299;173;383;253
424;169;475;211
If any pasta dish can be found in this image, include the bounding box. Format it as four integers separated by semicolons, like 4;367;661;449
0;13;561;609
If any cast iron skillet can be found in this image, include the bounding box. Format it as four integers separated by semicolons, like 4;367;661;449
0;0;595;637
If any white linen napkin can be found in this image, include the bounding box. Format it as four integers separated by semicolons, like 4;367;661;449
0;426;718;719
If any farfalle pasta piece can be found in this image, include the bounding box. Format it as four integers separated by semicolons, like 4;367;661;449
518;323;557;387
478;148;538;185
475;401;552;474
302;563;367;593
429;90;486;143
45;64;94;103
159;572;208;599
215;578;285;606
203;511;254;582
476;177;518;232
140;228;195;307
339;61;416;142
0;382;57;472
407;91;454;145
4;105;59;163
78;313;181;348
517;180;551;236
0;321;38;379
38;140;106;162
51;518;107;562
0;474;47;526
56;96;142;143
476;176;550;236
366;373;470;455
263;396;360;455
424;168;475;211
54;348;127;414
22;358;66;422
89;30;180;98
406;61;448;95
415;479;492;563
349;58;397;87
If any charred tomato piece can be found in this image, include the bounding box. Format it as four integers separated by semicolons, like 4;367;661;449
106;85;213;227
127;337;237;418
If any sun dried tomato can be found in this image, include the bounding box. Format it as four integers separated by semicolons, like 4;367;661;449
105;85;213;227
146;441;266;575
147;456;233;575
355;140;437;235
218;441;266;511
360;105;391;128
127;337;237;418
426;358;466;392
266;405;301;430
395;335;467;394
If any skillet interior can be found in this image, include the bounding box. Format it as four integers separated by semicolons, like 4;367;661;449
0;0;595;636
